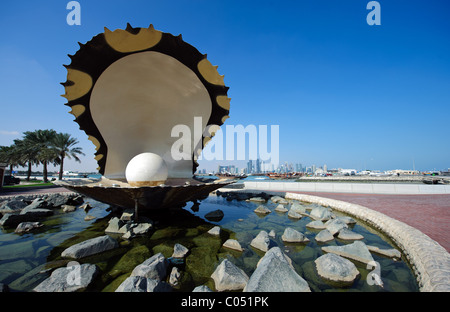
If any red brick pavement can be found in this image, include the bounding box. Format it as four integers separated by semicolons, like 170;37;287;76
295;192;450;253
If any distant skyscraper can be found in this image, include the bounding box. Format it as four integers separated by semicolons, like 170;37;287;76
295;163;304;172
217;165;236;174
256;158;261;173
247;160;253;174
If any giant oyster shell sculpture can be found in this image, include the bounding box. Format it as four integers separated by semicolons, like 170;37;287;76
57;24;233;211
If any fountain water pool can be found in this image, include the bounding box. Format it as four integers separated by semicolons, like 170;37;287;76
0;192;419;292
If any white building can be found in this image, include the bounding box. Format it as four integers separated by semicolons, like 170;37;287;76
339;168;357;176
388;169;419;175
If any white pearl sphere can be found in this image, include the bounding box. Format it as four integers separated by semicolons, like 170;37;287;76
125;153;168;186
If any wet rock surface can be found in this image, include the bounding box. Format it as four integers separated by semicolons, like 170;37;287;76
115;276;172;292
315;253;360;285
322;241;375;264
211;259;249;291
61;235;119;259
34;263;99;292
244;247;311;292
250;230;273;252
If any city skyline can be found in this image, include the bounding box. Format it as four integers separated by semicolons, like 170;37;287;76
197;159;446;175
1;1;449;174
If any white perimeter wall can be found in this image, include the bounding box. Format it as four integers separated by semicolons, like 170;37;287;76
242;181;450;195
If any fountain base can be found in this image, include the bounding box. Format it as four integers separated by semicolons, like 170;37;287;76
55;177;234;211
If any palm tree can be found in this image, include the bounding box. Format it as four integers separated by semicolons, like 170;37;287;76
13;138;40;181
0;145;24;174
23;130;59;182
51;133;84;180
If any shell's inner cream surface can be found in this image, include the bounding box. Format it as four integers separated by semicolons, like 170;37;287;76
90;51;212;180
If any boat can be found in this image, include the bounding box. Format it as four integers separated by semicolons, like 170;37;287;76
60;171;89;178
422;178;443;185
215;173;247;180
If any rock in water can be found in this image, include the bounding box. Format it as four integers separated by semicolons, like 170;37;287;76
290;202;306;214
270;196;288;205
120;209;134;221
315;253;360;285
281;227;309;243
315;229;334;243
15;222;43;234
192;285;213;292
0;214;26;227
222;239;243;251
338;216;357;225
45;193;71;208
367;245;402;259
115;276;172;292
23;198;46;210
337;228;364;241
204;209;224;221
84;215;95;221
169;267;181;286
131;222;153;235
322;241;374;264
207;226;221;236
249;197;266;203
105;217;123;233
250;231;272;252
20;205;53;218
306;220;326;230
131;253;169;281
211;259;249;291
61;235;118;259
244;247;311;292
275;204;288;213
172;243;189;258
62;205;77;213
34;263;98;292
80;203;92;212
254;205;271;215
0;199;27;214
310;206;333;221
287;209;302;219
325;218;348;236
268;229;276;238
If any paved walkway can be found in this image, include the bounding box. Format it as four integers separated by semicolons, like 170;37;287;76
293;192;450;253
0;186;70;197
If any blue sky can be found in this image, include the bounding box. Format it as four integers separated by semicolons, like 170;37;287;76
1;0;449;173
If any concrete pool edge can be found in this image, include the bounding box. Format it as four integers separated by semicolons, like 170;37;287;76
284;192;450;292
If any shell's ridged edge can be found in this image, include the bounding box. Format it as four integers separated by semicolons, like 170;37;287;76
62;24;230;175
